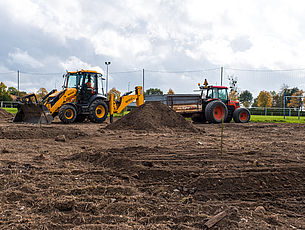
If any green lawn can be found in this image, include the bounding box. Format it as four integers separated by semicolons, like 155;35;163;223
250;115;305;123
1;107;18;114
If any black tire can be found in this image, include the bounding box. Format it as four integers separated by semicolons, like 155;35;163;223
88;100;108;123
191;113;206;123
205;100;228;123
59;104;77;124
225;114;233;123
75;114;87;123
233;107;251;123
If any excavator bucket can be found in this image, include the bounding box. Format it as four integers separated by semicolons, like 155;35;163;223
13;94;53;124
14;104;53;124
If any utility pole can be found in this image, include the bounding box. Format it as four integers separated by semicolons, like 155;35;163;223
220;67;223;86
17;70;20;96
105;62;111;96
142;69;145;93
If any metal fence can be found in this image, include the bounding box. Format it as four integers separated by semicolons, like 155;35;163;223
249;107;305;117
0;101;18;108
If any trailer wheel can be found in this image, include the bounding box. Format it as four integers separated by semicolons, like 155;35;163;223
205;100;228;123
191;113;206;123
59;104;77;124
233;108;251;123
89;100;108;123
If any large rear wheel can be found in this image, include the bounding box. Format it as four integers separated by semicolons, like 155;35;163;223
59;104;77;124
205;100;228;123
88;100;108;123
233;108;251;123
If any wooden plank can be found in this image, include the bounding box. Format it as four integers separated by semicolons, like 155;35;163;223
204;211;227;229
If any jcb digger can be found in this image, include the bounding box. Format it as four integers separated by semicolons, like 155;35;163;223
13;70;144;124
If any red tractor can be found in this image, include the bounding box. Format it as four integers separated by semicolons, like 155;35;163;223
190;80;251;123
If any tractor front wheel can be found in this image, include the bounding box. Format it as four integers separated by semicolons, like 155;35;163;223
59;104;77;124
233;108;251;123
89;100;108;123
205;100;228;123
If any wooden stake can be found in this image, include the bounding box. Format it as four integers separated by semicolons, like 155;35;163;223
220;117;224;155
204;211;227;229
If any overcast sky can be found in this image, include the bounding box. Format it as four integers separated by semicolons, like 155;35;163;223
1;0;305;96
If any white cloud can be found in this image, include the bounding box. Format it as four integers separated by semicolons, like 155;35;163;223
1;0;305;94
60;56;104;74
8;49;43;68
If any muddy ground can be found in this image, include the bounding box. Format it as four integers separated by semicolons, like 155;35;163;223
0;119;304;229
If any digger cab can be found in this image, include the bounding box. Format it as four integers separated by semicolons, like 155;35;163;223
64;70;106;103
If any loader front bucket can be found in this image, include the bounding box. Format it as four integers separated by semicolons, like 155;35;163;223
13;104;53;124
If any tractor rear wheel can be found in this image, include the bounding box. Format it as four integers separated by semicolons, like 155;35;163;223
205;100;228;123
233;108;251;123
59;104;77;124
89;100;108;123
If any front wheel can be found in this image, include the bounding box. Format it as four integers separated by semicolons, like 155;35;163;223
88;100;108;123
205;100;228;123
59;104;77;124
233;108;251;123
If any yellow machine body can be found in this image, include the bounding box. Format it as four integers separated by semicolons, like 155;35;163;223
44;88;78;115
109;86;144;122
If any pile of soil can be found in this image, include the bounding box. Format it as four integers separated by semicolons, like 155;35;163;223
106;101;199;132
0;108;13;122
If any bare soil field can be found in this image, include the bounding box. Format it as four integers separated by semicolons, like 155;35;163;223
0;114;304;229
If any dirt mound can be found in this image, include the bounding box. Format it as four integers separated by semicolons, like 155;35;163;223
106;101;199;132
0;108;13;121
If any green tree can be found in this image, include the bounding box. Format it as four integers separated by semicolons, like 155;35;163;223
257;91;272;108
239;90;253;108
144;88;163;96
252;97;258;107
270;91;282;107
8;87;18;96
0;82;13;101
228;90;239;100
280;85;299;105
107;88;121;101
36;88;48;100
167;88;174;94
287;90;303;108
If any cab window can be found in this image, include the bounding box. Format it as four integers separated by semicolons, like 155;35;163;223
207;89;213;98
218;88;228;100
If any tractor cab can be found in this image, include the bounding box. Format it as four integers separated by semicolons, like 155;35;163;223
198;79;229;103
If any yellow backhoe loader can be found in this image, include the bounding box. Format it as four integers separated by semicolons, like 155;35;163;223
13;70;144;124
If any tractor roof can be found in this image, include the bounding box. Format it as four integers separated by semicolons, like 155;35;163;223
68;69;102;75
200;85;228;90
211;86;228;89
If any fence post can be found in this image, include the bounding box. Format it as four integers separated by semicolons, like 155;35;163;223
298;108;300;120
283;91;286;119
0;101;3;108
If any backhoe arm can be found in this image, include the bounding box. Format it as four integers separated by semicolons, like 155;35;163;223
109;86;144;123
